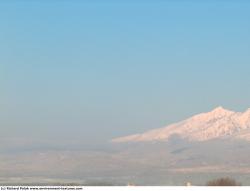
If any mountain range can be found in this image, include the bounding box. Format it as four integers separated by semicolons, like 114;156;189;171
112;106;250;143
105;107;250;185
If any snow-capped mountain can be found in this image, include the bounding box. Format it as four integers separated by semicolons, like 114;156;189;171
112;106;250;143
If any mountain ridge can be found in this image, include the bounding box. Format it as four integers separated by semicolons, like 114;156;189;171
112;106;250;143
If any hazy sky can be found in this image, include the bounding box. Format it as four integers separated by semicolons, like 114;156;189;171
1;1;250;149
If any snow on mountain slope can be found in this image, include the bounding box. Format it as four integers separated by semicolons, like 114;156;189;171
112;106;250;143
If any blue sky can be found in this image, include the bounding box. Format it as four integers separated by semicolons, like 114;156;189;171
1;1;250;148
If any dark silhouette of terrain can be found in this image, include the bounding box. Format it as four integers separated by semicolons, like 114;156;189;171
206;177;241;186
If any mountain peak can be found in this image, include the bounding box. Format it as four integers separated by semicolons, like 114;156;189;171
212;106;228;112
213;106;226;111
209;106;234;116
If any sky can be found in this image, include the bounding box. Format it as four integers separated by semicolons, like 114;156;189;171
1;0;250;150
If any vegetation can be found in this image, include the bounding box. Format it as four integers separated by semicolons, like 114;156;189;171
206;177;241;186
